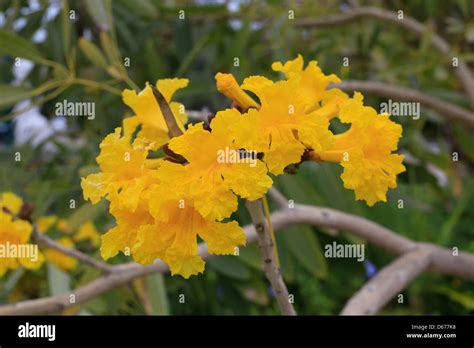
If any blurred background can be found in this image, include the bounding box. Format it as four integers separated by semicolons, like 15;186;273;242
0;0;473;315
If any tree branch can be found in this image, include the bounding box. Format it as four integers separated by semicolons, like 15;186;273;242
333;80;474;130
245;199;297;315
296;7;474;107
272;204;474;281
340;248;432;315
2;204;474;315
268;188;290;208
32;228;114;273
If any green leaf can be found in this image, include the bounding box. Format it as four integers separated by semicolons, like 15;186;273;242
208;256;251;280
0;84;32;108
438;188;472;245
85;0;110;31
435;286;474;310
47;263;70;296
116;0;158;18
61;0;72;55
281;226;328;279
278;238;296;283
175;30;212;77
100;31;122;66
0;268;25;301
238;244;262;270
146;274;169;315
454;125;474;162
0;29;45;62
79;37;108;69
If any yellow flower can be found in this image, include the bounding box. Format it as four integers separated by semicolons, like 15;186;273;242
215;73;259;110
36;215;58;234
57;218;70;234
0;211;43;276
138;176;245;278
0;192;23;215
100;194;154;260
37;216;71;234
122;79;189;149
85;56;406;279
230;76;335;175
316;92;405;205
99;167;246;278
271;54;347;117
81;127;156;212
74;221;101;247
44;238;78;272
167;108;273;220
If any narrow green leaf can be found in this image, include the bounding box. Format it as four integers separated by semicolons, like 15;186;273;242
61;0;72;56
146;274;169;315
85;0;110;31
0;29;45;62
47;263;70;296
79;37;108;69
116;0;158;18
239;244;262;270
278;238;296;283
454;125;474;162
175;30;212;77
0;85;32;108
100;31;122;66
436;286;474;310
208;256;251;280
0;269;25;301
281;226;328;279
438;188;472;245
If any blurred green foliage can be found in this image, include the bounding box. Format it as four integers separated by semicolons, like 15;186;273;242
0;0;473;315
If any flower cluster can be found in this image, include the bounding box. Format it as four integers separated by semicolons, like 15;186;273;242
82;55;405;278
0;192;42;276
0;192;100;276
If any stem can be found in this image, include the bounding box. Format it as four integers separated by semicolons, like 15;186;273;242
245;199;296;315
32;227;114;273
1;83;71;122
73;78;122;95
262;195;280;267
121;73;140;92
151;84;183;138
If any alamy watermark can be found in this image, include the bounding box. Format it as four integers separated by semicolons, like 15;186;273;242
18;322;55;341
55;99;95;120
380;99;420;120
0;242;39;262
324;241;365;262
217;147;257;167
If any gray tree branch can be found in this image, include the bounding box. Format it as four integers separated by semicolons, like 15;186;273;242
2;204;473;315
295;7;474;107
32;227;114;273
333;80;474;130
245;199;297;315
340;248;432;315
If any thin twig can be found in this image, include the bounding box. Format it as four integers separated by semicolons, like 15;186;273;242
245;199;296;315
32;228;114;273
3;204;474;315
296;7;474;107
334;80;474;130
